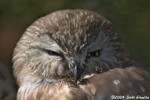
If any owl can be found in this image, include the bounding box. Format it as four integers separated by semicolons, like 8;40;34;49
12;9;150;100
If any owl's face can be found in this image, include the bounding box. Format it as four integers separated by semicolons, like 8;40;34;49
13;10;131;82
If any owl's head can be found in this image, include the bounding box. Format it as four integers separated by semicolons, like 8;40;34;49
12;9;132;83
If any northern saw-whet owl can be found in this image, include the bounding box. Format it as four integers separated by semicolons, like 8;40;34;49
12;9;150;100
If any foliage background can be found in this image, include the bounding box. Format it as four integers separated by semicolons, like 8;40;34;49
0;0;150;69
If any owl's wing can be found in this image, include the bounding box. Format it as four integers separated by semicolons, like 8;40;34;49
79;66;150;100
0;63;17;100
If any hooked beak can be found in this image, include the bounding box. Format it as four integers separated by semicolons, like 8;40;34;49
69;63;81;81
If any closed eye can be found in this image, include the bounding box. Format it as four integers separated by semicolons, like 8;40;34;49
44;49;63;57
30;46;64;57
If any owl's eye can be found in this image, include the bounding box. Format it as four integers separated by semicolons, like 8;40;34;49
44;49;62;57
87;50;101;58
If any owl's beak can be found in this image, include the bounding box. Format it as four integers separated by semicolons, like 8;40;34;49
69;63;81;81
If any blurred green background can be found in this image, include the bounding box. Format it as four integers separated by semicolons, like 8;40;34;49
0;0;150;69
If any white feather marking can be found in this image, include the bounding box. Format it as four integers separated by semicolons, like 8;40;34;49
59;85;70;95
91;86;96;95
48;89;53;95
31;26;41;31
63;85;70;92
113;80;120;85
83;73;95;79
66;14;69;19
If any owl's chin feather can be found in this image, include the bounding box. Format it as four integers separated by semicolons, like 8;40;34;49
17;78;87;100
